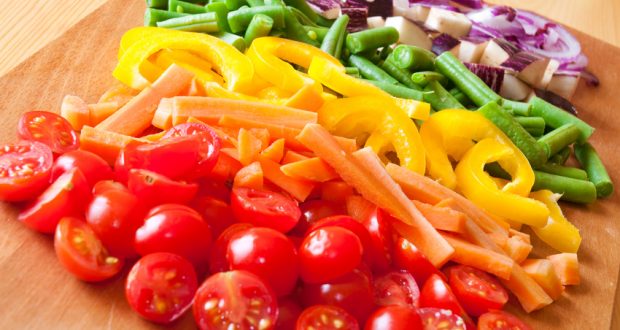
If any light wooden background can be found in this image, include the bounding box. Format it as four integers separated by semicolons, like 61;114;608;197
0;0;619;77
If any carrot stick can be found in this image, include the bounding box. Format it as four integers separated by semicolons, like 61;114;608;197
345;195;375;222
233;161;264;190
210;152;243;182
258;155;316;201
322;181;355;203
412;200;467;234
505;235;533;264
509;228;531;244
547;253;580;286
218;115;306;150
260;138;286;163
61;95;90;131
79;126;149;164
220;148;240;161
282;150;310;164
97;64;194;136
297;124;453;267
333;136;359;154
237;128;263;166
98;83;138;106
441;234;514;280
521;259;564;300
152;98;174;130
249;128;270;149
141;131;167;142
88;102;119;126
280;157;339;183
185;78;207;97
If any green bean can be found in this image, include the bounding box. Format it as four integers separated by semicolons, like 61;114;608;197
213;31;246;51
346;27;399;54
363;80;425;101
503;99;531;116
316;15;335;27
485;162;511;180
169;0;207;13
448;88;472;106
146;0;168;9
574;142;614;198
282;8;320;47
379;46;393;60
477;101;547;168
348;55;400;85
411;71;447;87
206;2;231;32
287;6;318;27
359;49;381;63
423;81;465;111
244;14;273;45
269;29;285;37
304;26;329;42
435;52;502;107
224;0;247;10
345;67;360;75
529;96;594;142
532;171;597;204
380;59;421;90
227;6;285;33
145;8;187;26
515;116;545;131
246;0;265;6
391;45;435;72
165;21;219;32
156;12;216;27
321;15;349;57
539;163;588;181
537;123;581;158
549;146;571;165
284;0;320;24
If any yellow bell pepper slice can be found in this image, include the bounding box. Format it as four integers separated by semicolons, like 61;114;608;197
455;138;549;227
114;27;254;92
152;50;224;85
529;190;582;253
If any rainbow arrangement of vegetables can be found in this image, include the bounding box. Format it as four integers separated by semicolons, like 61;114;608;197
0;0;613;329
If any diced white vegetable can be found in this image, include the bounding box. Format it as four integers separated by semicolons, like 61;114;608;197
480;39;513;67
392;0;409;16
547;74;580;100
518;58;559;89
424;7;472;38
453;40;488;63
404;5;431;22
367;16;386;29
384;16;432;50
500;74;532;101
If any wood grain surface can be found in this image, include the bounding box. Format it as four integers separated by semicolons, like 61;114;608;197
0;0;619;329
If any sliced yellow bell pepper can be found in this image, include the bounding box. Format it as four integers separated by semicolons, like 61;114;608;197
455;138;549;227
529;190;582;253
152;49;224;85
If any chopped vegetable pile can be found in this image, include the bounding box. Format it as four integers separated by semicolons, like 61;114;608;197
0;0;614;329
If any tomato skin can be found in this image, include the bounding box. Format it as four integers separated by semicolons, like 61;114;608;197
17;111;79;154
447;266;509;317
364;306;423;330
419;274;474;329
362;208;393;273
231;187;301;233
191;195;236;239
418;308;466;330
127;169;198;208
162;123;221;179
0;141;53;202
291;200;347;235
393;237;442;286
275;297;302;330
227;227;299;297
51;150;113;187
135;204;213;270
300;226;363;284
477;310;532;330
92;180;128;195
305;215;374;266
125;253;198;324
193;270;278;330
209;223;253;274
296;305;359;330
54;217;123;282
18;168;91;234
374;271;420;308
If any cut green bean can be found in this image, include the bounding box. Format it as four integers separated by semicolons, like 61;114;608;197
548;147;571;165
246;0;264;6
346;27;399;54
477;102;547;168
206;2;231;32
449;88;472;106
227;6;285;33
283;0;320;23
224;0;247;10
514;116;545;130
213;31;246;51
390;45;435;72
423;81;465;111
485;162;511;180
359;49;381;63
503;99;531;116
169;0;207;13
574;142;614;198
529;96;594;142
539;163;588;181
345;67;360;75
287;5;319;28
145;8;187;26
156;12;217;29
244;14;274;45
363;80;425;101
532;171;597;204
147;0;168;9
380;59;421;90
316;15;335;27
379;46;393;60
537;123;581;158
348;55;400;85
282;8;320;47
435;52;502;107
321;15;349;57
304;26;329;42
411;71;447;87
167;21;219;32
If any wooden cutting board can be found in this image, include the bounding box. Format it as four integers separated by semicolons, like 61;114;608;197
0;0;618;329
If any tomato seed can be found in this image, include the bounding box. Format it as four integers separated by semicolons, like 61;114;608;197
258;318;271;330
105;256;119;265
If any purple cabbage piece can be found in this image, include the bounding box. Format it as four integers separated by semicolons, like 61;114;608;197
306;0;340;13
464;63;505;93
432;33;461;55
501;51;543;72
342;7;369;32
368;0;393;17
534;88;578;115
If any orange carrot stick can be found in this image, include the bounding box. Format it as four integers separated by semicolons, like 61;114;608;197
547;253;580;286
79;126;149;164
61;95;90;131
280;157;339;183
233;161;264;190
88;102;119;126
505;235;533;264
258;155;316;201
152;98;174;130
218;115;306;150
321;181;355;203
211;152;243;182
521;259;564;300
282;150;310;164
412;200;467;234
98;83;138;106
237;128;263;166
345;195;375;222
441;234;514;280
260;139;286;163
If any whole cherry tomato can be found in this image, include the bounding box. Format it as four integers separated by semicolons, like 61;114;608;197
209;223;253;274
364;306;423;330
17;111;79;154
305;215;374;266
362;207;393;273
51;150;113;187
447;265;509;317
0;140;53;202
231;187;301;233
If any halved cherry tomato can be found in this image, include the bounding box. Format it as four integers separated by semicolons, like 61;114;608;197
447;266;509;317
54;217;123;282
305;215;374;266
299;226;363;284
477;310;532;330
417;308;466;330
296;305;359;330
393;237;442;286
85;188;147;258
190;195;236;238
419;274;474;329
365;306;423;330
193;270;278;330
162;123;221;178
135;203;212;270
209;223;253;274
194;177;232;203
300;268;375;324
127;169;198;208
125;253;198;324
275;296;302;330
362;207;393;273
91;180;128;195
0;140;53;201
291;200;347;235
19;168;91;234
51;150;113;187
231;187;301;233
17;111;79;154
227;227;299;297
374;271;420;308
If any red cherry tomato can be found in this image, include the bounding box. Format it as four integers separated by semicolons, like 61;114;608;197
291;200;347;235
92;180;128;195
364;306;423;330
419;274;473;328
209;223;253;274
127;169;198;208
300;226;363;284
125;253;198;324
51;150;113;187
85;188;147;258
227;227;299;297
393;237;442;286
18;168;91;234
135;203;213;270
477;310;532;330
305;215;374;265
0;140;53;201
374;271;420;308
231;187;301;233
296;305;359;330
300;268;375;324
417;308;466;330
362;207;393;273
194;178;232;203
193;270;278;330
54;217;123;282
447;266;509;317
162;123;221;178
275;297;302;330
190;195;236;239
17;111;79;154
